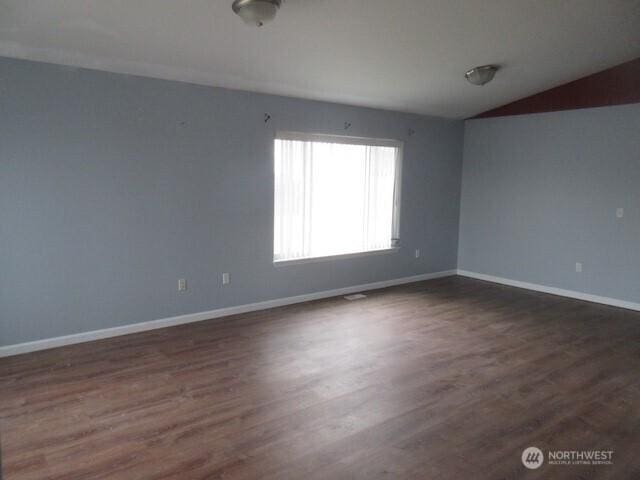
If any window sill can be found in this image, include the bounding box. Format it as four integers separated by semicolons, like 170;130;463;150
274;247;400;267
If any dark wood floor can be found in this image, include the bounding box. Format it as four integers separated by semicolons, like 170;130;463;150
1;276;639;479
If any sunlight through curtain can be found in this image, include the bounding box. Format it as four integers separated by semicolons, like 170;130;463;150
274;134;401;262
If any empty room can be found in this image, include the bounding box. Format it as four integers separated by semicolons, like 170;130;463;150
1;1;639;479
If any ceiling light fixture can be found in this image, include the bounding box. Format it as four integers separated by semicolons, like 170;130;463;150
465;65;499;86
232;0;282;27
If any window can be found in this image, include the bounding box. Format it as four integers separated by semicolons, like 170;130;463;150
274;132;402;263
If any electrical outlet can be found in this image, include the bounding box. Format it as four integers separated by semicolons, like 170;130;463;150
617;208;624;218
575;263;583;273
178;279;187;291
222;273;230;285
415;249;421;258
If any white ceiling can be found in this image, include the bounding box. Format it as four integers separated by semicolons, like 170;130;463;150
0;0;638;118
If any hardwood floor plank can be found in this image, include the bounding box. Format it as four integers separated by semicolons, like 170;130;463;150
1;276;639;479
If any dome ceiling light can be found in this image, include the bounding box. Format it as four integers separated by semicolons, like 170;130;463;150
465;65;499;86
232;0;282;27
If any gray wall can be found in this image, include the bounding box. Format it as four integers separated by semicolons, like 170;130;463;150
0;57;464;346
459;104;640;304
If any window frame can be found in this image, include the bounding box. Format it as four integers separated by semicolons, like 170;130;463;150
273;131;404;266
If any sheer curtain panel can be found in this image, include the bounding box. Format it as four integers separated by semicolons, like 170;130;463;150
274;133;402;262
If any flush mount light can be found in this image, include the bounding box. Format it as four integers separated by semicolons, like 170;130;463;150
232;0;282;27
465;65;499;86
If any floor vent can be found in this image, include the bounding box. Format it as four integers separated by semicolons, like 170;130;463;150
344;294;367;301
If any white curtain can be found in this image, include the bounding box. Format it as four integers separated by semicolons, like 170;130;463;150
274;137;399;261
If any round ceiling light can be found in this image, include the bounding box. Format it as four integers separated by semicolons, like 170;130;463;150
465;65;499;86
232;0;282;27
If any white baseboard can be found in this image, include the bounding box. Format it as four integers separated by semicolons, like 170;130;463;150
0;270;456;358
457;270;640;312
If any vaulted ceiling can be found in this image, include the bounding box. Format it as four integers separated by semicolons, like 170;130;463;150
0;0;638;118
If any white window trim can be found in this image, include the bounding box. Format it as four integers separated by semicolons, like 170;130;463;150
274;247;400;267
277;131;404;149
273;131;404;264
